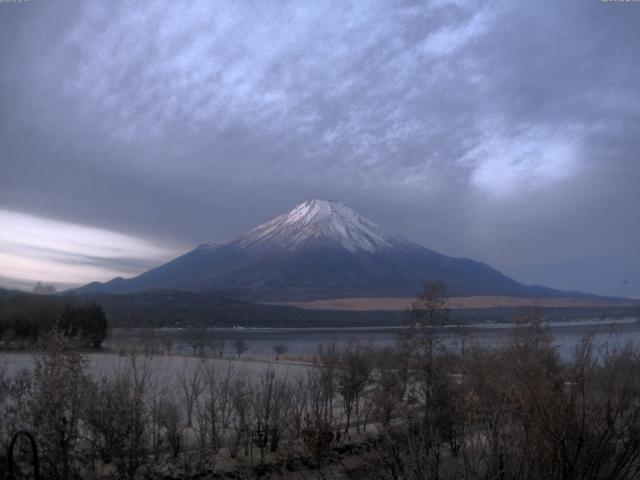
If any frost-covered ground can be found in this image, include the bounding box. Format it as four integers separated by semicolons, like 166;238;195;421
0;352;311;389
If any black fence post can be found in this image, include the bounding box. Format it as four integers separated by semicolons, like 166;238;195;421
5;430;40;480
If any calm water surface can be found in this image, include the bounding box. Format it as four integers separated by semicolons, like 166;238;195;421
107;318;640;360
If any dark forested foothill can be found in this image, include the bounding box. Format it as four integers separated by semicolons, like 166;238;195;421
0;291;108;348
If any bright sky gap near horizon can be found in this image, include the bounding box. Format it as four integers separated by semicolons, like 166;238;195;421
0;1;638;298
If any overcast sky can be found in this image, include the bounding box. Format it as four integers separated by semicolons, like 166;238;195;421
0;0;638;297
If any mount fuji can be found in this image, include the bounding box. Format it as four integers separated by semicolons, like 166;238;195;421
76;199;576;301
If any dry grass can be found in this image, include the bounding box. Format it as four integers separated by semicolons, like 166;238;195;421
265;295;640;311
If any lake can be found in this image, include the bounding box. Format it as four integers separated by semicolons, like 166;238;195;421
106;317;640;361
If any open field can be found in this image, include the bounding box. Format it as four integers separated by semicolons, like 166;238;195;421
267;295;640;311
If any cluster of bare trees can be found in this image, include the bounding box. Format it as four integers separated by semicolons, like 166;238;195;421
2;283;640;479
143;326;250;359
362;286;640;480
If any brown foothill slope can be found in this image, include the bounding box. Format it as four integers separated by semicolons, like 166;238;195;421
265;296;640;311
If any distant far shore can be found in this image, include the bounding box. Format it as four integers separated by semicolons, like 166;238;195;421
265;295;640;311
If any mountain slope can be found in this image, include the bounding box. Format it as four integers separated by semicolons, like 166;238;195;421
75;199;587;301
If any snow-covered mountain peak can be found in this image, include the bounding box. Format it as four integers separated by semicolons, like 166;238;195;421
237;199;413;253
284;199;359;225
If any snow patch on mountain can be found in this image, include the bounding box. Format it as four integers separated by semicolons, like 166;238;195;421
237;199;415;253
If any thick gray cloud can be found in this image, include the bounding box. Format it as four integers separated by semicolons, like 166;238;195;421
0;0;638;297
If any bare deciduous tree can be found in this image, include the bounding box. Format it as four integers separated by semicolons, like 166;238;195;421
156;395;184;458
228;375;252;458
232;338;249;358
272;343;288;360
29;333;88;480
337;340;372;433
84;367;149;480
178;365;202;428
184;323;207;356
